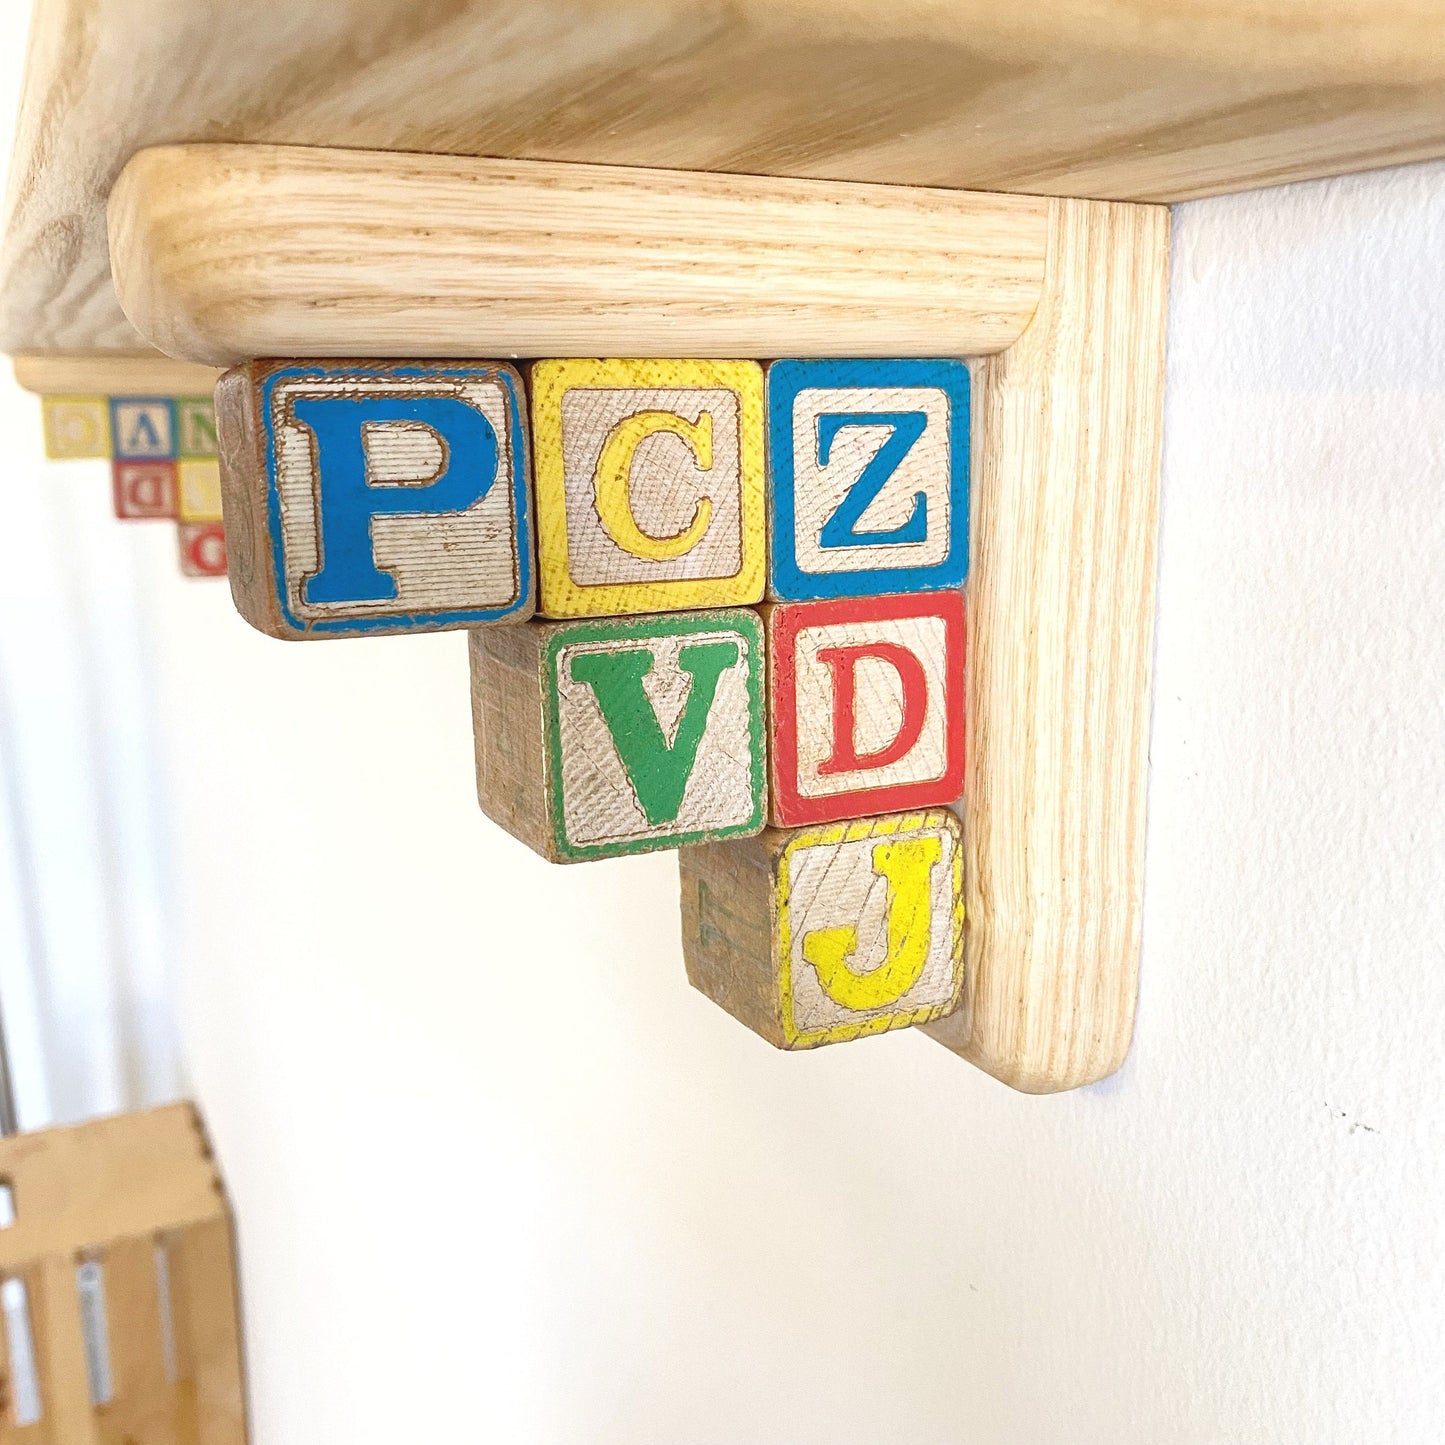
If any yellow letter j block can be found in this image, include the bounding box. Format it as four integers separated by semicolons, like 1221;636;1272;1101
531;359;766;618
680;810;964;1050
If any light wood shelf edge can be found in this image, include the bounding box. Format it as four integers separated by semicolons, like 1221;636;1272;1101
105;145;1051;366
13;351;224;396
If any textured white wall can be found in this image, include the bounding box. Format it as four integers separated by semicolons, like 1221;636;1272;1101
1;67;1442;1443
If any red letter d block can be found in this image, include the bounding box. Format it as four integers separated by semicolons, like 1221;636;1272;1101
768;593;965;826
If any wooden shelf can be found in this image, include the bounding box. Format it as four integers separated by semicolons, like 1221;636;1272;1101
3;0;1444;359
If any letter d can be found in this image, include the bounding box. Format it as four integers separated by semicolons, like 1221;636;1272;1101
816;640;928;776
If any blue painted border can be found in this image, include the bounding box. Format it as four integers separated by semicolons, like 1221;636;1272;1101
766;358;970;600
109;396;178;460
260;364;533;635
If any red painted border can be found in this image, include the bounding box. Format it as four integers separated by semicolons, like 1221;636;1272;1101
769;591;966;827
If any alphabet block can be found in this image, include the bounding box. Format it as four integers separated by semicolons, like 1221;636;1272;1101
680;809;964;1048
178;522;227;577
176;394;218;458
766;358;970;600
111;460;177;520
531;358;766;618
42;396;111;459
767;592;965;827
110;397;176;460
215;360;534;639
470;609;766;862
177;457;223;522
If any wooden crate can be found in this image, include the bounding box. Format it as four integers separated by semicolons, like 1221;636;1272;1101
0;1104;246;1444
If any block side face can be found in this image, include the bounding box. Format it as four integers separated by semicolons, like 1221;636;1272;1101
469;625;555;860
217;363;292;637
766;358;970;601
532;358;766;618
679;836;785;1047
777;809;965;1047
254;360;535;637
769;592;967;827
542;608;767;861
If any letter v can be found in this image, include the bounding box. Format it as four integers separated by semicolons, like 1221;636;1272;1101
569;641;739;827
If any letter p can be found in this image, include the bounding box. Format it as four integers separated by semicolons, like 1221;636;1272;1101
293;394;499;603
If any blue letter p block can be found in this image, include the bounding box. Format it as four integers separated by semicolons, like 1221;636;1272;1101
229;363;534;638
765;358;970;601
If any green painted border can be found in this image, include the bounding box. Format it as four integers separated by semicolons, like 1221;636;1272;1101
543;608;766;862
175;395;218;460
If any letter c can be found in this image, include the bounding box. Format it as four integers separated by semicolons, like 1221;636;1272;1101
593;410;714;561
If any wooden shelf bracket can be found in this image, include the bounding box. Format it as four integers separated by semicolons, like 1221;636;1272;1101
105;145;1168;1092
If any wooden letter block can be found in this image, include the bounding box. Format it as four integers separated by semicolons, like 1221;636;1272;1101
111;460;177;520
681;809;964;1048
42;396;111;459
766;358;970;600
470;608;765;862
178;456;223;522
176;394;218;457
768;592;965;827
531;358;766;618
179;521;228;577
215;360;534;639
110;397;176;460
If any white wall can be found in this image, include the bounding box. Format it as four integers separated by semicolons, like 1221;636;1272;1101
2;88;1442;1445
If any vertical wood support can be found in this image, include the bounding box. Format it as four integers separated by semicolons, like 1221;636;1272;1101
924;197;1170;1091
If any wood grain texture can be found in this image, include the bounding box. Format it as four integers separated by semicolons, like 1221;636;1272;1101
472;611;767;864
681;809;964;1048
767;594;966;828
13;355;221;398
106;145;1049;366
170;1221;246;1445
765;358;971;602
532;358;766;619
4;0;1443;356
0;1107;224;1272
0;1107;247;1444
215;359;533;639
97;1240;178;1445
29;1258;98;1445
923;197;1169;1092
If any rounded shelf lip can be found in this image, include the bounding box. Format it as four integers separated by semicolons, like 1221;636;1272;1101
103;145;1051;367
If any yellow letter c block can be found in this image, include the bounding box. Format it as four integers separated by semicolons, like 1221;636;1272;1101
531;358;766;618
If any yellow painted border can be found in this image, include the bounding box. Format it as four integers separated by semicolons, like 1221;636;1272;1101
177;457;223;522
41;395;111;459
777;809;965;1048
531;358;766;617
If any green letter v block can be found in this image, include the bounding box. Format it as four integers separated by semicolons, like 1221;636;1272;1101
544;610;766;861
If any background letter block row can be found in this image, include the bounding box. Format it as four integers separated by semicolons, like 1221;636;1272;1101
42;392;227;577
214;356;969;638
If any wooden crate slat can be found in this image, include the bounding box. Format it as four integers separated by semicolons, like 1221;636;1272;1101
0;1107;225;1272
